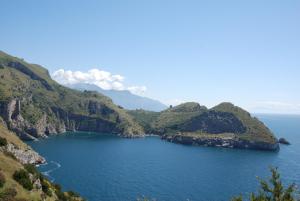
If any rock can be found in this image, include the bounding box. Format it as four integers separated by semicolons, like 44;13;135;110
278;138;290;145
4;143;46;164
33;178;42;190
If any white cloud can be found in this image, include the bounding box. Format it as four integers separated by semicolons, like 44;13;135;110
51;68;146;94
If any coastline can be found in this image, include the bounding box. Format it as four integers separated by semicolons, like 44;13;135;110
161;133;280;151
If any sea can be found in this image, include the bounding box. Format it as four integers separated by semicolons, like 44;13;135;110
27;114;300;201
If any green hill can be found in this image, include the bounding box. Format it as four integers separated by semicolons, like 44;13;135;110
128;102;278;150
0;51;144;140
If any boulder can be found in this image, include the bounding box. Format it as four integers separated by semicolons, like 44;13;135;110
278;138;290;145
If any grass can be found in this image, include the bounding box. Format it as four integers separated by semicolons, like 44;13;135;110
212;102;277;143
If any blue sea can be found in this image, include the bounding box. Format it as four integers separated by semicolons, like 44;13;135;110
27;114;300;201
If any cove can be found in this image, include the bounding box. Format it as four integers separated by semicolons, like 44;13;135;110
27;114;300;201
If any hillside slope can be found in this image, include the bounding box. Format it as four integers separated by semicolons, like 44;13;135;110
68;83;167;112
0;119;84;201
128;102;279;150
0;51;144;140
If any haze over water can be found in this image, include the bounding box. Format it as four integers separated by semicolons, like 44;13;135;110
28;114;300;201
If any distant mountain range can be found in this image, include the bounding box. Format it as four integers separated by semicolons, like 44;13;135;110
67;83;167;112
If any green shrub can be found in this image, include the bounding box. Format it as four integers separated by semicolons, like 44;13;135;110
67;190;80;197
232;167;297;201
40;176;52;196
13;169;33;191
0;171;5;188
55;190;68;201
24;164;38;175
0;137;7;147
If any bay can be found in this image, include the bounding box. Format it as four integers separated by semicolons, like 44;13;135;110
27;114;300;201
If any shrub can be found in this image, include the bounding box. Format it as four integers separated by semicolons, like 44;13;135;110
0;137;7;147
67;190;80;197
13;169;33;191
55;190;68;201
0;171;5;188
40;177;52;196
0;187;17;200
232;167;297;201
24;164;38;175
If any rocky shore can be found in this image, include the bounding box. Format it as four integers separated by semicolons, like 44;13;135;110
0;142;45;164
161;134;280;151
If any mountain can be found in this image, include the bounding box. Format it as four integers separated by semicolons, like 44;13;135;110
67;83;167;112
128;102;279;151
0;50;278;151
0;51;144;140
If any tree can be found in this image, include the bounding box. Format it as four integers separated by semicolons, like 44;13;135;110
232;167;297;201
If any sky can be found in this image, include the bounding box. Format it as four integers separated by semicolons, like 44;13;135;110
1;0;300;114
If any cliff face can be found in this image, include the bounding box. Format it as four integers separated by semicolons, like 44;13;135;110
0;51;144;140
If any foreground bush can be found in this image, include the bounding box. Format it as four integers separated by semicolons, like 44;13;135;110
0;137;7;147
232;167;297;201
24;164;38;175
40;175;52;196
0;171;5;188
13;169;33;191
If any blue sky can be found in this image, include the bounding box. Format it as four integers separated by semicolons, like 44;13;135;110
1;0;300;113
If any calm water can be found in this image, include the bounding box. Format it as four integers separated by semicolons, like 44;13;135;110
28;114;300;201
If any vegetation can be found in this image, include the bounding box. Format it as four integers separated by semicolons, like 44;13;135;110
0;137;8;147
0;187;17;200
212;102;277;144
127;109;160;133
0;50;144;138
23;164;37;175
40;175;52;196
0;171;5;188
128;102;277;145
231;167;297;201
13;169;33;191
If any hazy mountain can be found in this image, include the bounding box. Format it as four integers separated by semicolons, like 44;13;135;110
68;83;167;112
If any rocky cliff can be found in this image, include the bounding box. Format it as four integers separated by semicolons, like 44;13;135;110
0;51;144;140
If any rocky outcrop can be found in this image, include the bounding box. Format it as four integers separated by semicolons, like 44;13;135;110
1;143;45;164
161;134;280;151
278;138;290;145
